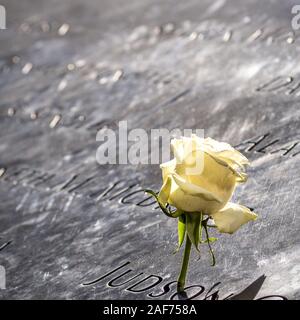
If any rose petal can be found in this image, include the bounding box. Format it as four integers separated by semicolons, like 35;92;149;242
171;172;223;203
160;158;176;182
158;175;172;206
203;137;250;169
211;202;257;234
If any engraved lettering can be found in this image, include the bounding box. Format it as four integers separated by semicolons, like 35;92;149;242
57;175;78;191
121;189;156;207
91;180;138;202
126;275;163;293
82;261;131;286
26;172;55;186
270;141;299;156
147;281;177;298
256;295;287;300
170;285;205;300
235;134;269;152
256;139;280;153
107;270;144;288
256;76;293;92
83;263;288;300
0;241;11;252
286;82;300;95
203;282;221;300
67;177;95;193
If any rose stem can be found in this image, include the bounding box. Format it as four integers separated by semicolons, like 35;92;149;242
177;234;192;293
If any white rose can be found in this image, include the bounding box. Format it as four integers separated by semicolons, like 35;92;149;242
158;134;257;234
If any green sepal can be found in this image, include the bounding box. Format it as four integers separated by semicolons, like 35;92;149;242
199;212;203;243
173;214;186;254
186;213;201;252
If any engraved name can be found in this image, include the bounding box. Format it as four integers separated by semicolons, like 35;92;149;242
82;261;287;300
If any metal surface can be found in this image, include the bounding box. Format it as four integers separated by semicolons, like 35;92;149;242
0;0;299;299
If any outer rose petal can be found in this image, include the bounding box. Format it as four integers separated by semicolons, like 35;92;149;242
211;202;257;234
171;135;198;164
203;137;250;169
171;138;185;163
167;175;226;214
176;150;237;207
171;172;223;202
157;175;172;206
160;159;176;183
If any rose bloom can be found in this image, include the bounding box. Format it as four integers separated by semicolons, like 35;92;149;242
158;135;257;234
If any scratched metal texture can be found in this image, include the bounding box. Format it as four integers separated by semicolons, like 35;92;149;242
0;0;300;299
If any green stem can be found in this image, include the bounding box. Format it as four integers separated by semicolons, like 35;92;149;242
177;234;192;293
203;220;216;266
